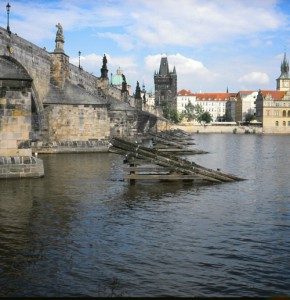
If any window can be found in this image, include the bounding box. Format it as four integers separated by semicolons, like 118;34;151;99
275;110;279;116
288;121;290;126
266;110;270;116
283;121;286;126
288;111;290;117
275;121;279;126
283;110;286;117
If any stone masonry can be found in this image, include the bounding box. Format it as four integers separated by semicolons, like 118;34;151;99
0;24;169;178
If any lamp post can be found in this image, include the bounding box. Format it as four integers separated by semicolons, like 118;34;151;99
6;2;11;34
78;51;81;68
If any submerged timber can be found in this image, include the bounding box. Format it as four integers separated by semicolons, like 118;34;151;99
110;136;244;184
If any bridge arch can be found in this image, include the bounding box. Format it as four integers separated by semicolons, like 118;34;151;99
0;55;43;138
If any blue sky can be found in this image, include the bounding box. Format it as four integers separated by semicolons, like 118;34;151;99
1;0;290;93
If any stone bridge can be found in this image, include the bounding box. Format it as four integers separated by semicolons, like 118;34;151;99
0;24;168;178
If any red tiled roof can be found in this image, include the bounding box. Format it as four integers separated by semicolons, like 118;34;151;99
177;89;192;96
260;90;287;100
193;93;230;101
238;90;255;95
177;89;288;100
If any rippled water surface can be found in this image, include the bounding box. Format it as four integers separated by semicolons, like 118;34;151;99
0;134;290;297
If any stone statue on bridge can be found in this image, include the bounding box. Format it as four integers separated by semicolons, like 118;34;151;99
121;74;128;94
54;23;64;53
102;54;107;68
100;54;108;79
134;81;141;99
56;23;63;38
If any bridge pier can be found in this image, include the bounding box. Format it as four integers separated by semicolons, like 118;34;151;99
0;56;44;179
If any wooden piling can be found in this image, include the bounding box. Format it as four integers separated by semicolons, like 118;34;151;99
110;136;244;184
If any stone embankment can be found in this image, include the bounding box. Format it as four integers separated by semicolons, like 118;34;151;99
32;140;110;154
0;156;44;179
171;123;262;134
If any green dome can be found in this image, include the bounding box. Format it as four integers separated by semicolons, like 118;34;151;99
111;74;123;85
110;67;130;86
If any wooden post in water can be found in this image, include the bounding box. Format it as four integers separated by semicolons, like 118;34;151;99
129;162;136;185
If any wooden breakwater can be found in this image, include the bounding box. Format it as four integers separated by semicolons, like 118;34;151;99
110;136;244;184
146;129;207;155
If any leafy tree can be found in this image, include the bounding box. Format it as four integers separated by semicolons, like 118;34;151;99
197;111;213;124
169;109;180;124
183;102;203;121
161;100;170;119
160;101;183;123
245;113;255;123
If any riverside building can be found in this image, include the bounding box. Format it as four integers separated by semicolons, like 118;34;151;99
177;90;230;122
255;52;290;133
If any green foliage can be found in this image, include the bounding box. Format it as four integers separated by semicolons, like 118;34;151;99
245;113;255;123
169;109;182;124
160;101;183;123
197;111;213;124
183;102;204;122
161;100;170;119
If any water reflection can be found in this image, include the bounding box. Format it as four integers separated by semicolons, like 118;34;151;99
0;138;290;297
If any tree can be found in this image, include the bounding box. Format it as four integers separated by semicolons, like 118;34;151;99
161;100;170;119
169;109;181;124
183;102;203;121
245;113;255;123
197;111;213;124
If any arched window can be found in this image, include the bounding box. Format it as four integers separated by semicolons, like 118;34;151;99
288;111;290;117
283;110;287;117
275;121;279;126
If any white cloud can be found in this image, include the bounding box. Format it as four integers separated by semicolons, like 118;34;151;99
8;0;286;49
123;0;287;48
144;53;221;91
145;53;214;77
70;53;137;83
3;0;287;92
238;72;270;85
97;32;134;51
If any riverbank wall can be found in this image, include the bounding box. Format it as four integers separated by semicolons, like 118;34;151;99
32;140;110;154
170;123;263;134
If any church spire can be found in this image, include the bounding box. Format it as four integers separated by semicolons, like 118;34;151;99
280;52;289;78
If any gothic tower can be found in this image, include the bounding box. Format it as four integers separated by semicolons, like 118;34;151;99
154;57;177;107
276;52;290;91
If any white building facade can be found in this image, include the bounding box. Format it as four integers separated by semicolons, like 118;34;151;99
177;89;197;112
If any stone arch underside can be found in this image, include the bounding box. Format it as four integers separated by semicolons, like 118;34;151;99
0;55;43;140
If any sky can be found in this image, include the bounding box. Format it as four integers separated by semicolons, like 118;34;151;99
1;0;290;94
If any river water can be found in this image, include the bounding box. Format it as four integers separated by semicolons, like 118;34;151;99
0;134;290;297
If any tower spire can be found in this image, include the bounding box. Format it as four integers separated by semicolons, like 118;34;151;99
280;52;289;78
